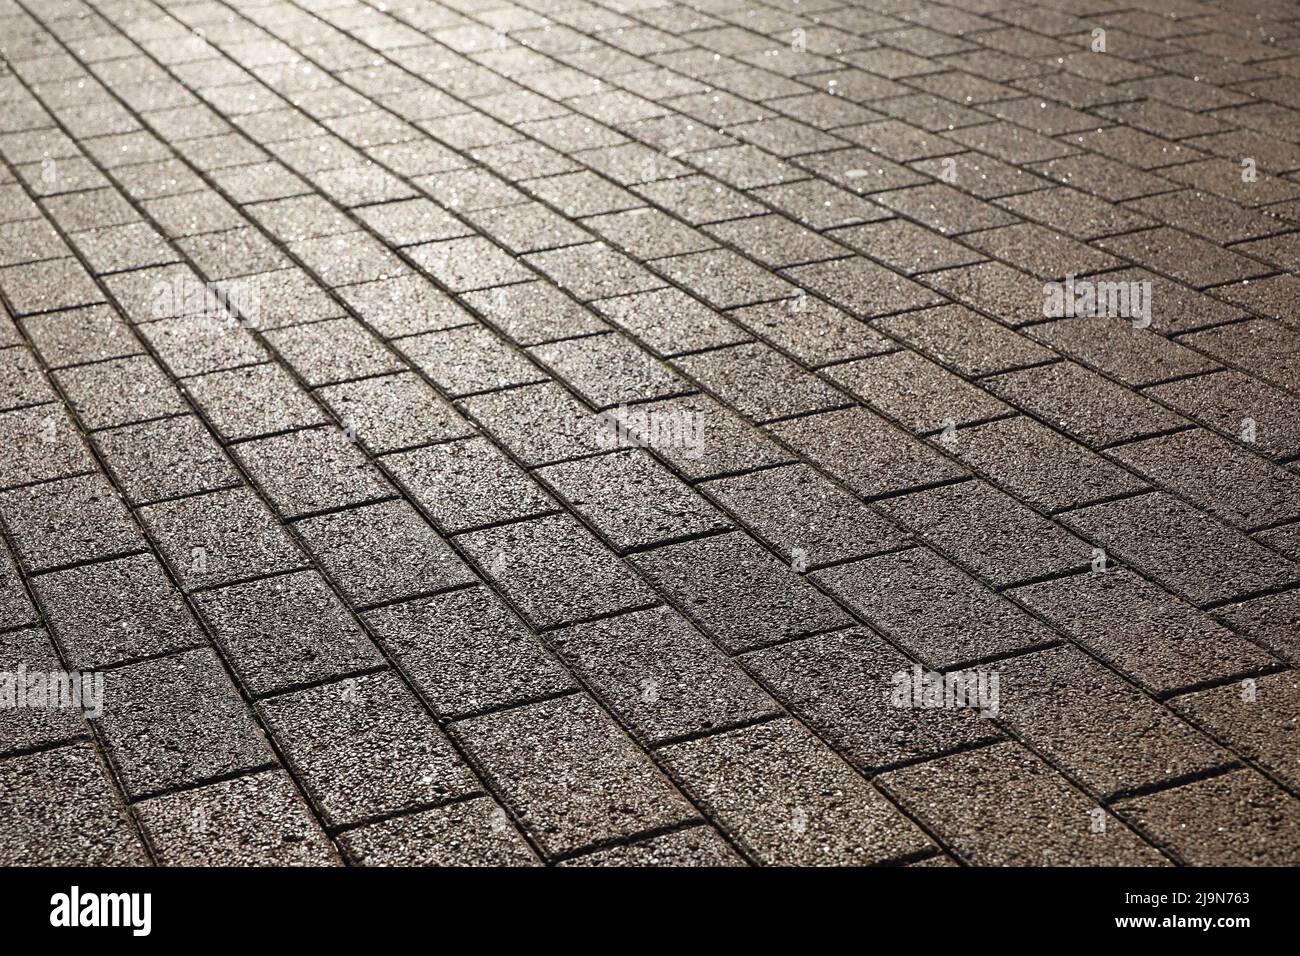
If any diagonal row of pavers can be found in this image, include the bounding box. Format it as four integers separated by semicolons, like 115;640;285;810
1;0;1299;866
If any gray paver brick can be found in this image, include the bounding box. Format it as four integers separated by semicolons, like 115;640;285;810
0;472;142;572
659;717;932;866
451;693;696;859
339;798;538;866
259;671;477;828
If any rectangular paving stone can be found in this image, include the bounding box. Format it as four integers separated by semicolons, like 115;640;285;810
947;415;1147;512
33;552;203;669
0;403;95;490
296;499;475;607
134;769;339;866
814;547;1056;668
19;304;140;369
768;406;966;499
535;449;729;553
259;670;477;828
457;513;657;630
0;472;143;572
1115;769;1300;866
1062;491;1300;607
659;718;933;865
233;425;393;520
827;350;1009;434
401;324;547;397
316;371;474;454
728;297;892;367
0;625;88;756
338;798;539;866
0;743;148;866
630;532;852;654
983;360;1185;448
994;644;1230;797
451;693;697;859
531;332;690;410
551;606;779;745
383;436;556;533
879;480;1093;587
700;463;904;568
183;362;330;442
457;382;601;467
98;648;273;799
674;342;849;423
879;742;1164;866
742;629;999;772
560;825;743;867
194;570;384;697
363;586;575;720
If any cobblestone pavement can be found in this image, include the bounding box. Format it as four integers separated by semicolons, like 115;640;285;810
1;0;1299;868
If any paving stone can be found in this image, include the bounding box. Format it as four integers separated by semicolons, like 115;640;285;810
878;481;1093;586
233;426;393;520
0;625;88;756
33;552;203;669
184;363;329;441
452;694;696;858
0;743;148;865
0;472;142;572
827;217;984;275
458;512;657;629
591;287;747;357
98;648;272;798
139;484;305;592
983;360;1185;448
337;274;474;339
1115;769;1300;866
728;298;892;367
296;499;474;607
630;532;851;654
463;280;609;346
54;354;186;429
384;435;556;533
0;258;104;315
194;570;383;697
0;345;56;411
946;415;1147;511
658;718;932;865
20;304;140;369
264;317;404;387
457;381;601;467
1214;591;1300;667
531;332;689;410
560;826;743;867
675;342;848;423
551;606;778;745
401;324;545;397
701;463;904;568
1013;568;1278;695
993;644;1230;796
815;546;1055;668
137;313;269;378
742;629;998;771
1061;491;1299;607
135;769;339;866
339;798;539;866
1146;370;1300;460
259;671;477;828
364;586;574;720
535;449;728;553
768;406;966;499
879;742;1164;866
93;414;240;504
826;350;1009;434
316;371;472;454
1170;672;1299;790
873;303;1054;377
1109;428;1300;530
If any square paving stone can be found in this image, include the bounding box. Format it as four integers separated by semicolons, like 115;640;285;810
658;718;933;866
194;570;384;697
363;586;575;720
135;769;339;866
0;743;148;865
97;648;273;799
451;693;697;859
33;553;204;669
630;532;851;654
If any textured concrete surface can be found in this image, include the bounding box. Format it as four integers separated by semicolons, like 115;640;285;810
0;0;1299;867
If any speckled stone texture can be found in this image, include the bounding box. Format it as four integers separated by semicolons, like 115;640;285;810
0;0;1298;868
